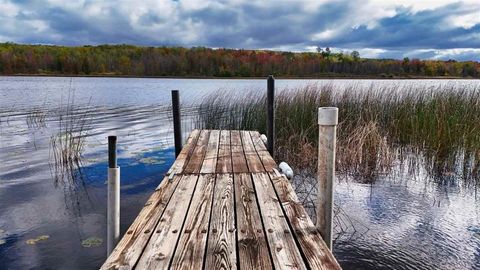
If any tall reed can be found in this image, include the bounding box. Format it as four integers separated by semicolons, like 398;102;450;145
49;89;91;188
194;84;480;185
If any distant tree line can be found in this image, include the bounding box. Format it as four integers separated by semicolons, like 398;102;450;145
0;43;478;78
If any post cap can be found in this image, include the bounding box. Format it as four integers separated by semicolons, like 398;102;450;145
108;136;117;143
318;107;338;125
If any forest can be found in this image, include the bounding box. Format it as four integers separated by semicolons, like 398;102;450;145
0;42;479;78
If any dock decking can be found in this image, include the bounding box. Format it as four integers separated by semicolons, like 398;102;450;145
101;130;341;269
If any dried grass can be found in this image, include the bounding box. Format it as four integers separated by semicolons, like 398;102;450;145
194;83;480;185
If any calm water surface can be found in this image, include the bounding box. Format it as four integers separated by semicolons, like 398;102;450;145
0;76;479;269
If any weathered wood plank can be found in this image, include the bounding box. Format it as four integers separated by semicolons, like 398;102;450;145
100;175;183;270
184;130;210;174
269;170;342;270
231;130;249;173
216;130;233;173
251;172;307;270
136;175;199;269
249;131;276;172
205;173;237;270
170;174;216;269
168;129;201;176
249;131;267;151
234;173;273;270
241;130;265;173
201;130;221;173
103;129;341;270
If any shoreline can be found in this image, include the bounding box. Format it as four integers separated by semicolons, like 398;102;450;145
0;74;477;80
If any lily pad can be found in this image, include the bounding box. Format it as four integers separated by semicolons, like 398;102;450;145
442;171;456;176
84;158;100;163
26;235;50;245
82;237;103;248
150;146;165;152
139;157;165;165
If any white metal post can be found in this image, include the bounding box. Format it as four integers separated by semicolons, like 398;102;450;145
316;107;338;250
107;136;120;256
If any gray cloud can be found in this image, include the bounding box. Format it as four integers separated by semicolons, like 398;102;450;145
0;0;479;60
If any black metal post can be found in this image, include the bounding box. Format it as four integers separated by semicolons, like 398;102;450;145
267;75;275;157
108;136;117;168
172;90;182;157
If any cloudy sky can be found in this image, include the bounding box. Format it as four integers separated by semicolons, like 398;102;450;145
0;0;479;61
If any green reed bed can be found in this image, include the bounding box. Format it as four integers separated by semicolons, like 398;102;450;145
194;84;480;185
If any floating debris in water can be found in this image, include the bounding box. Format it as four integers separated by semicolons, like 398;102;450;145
0;239;5;245
81;237;103;248
0;229;5;234
26;235;50;245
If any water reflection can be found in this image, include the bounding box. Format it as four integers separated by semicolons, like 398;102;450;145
334;173;480;270
0;77;479;269
0;98;187;268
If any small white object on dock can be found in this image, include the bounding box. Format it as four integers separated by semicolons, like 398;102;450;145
279;162;294;179
260;134;268;146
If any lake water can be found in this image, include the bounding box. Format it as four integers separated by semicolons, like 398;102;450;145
0;76;479;269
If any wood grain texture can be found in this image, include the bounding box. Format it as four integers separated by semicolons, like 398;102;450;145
102;129;342;270
201;130;220;173
241;130;265;173
216;130;233;173
136;175;199;269
170;174;216;269
252;172;307;270
234;173;273;270
100;175;182;270
168;129;200;175
205;173;237;270
269;170;342;270
249;131;277;172
184;130;210;174
231;130;249;173
249;131;267;151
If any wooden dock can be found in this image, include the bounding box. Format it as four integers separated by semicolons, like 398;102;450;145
101;129;341;269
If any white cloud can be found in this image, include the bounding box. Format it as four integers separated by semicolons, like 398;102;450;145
356;48;389;58
448;11;480;29
428;48;480;60
312;29;337;41
369;0;478;13
0;0;19;17
0;0;477;61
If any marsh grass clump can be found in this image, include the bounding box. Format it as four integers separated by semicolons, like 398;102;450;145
49;88;93;216
26;108;47;129
194;84;480;185
49;89;91;189
195;91;266;131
